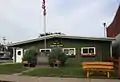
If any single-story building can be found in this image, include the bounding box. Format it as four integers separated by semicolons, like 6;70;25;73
7;35;114;64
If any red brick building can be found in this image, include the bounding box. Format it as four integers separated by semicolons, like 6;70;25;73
107;5;120;78
107;5;120;58
107;5;120;37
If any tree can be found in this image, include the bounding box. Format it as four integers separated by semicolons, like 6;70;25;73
48;47;67;67
39;32;65;37
22;47;38;67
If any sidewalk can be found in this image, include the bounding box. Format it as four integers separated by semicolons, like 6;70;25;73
0;75;120;82
0;75;38;82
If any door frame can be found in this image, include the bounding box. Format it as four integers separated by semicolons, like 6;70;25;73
16;48;23;63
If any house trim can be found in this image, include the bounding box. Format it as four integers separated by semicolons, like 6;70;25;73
7;35;115;47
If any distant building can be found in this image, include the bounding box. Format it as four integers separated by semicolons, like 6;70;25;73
0;44;13;60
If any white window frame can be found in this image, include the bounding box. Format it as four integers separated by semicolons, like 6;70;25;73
62;48;76;55
81;47;96;55
39;48;52;52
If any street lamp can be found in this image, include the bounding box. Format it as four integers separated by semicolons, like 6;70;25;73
3;37;7;45
103;22;107;37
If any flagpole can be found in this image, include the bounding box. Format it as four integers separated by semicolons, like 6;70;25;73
42;0;47;53
44;14;47;51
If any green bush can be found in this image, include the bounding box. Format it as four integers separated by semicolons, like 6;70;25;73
48;47;67;67
22;47;38;67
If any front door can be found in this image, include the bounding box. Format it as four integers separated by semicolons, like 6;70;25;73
16;48;23;63
37;49;51;64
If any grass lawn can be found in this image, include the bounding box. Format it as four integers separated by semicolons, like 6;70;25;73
22;67;84;78
22;58;84;77
21;58;119;78
0;63;28;74
22;66;119;78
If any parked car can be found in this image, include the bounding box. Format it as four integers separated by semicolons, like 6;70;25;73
0;51;10;60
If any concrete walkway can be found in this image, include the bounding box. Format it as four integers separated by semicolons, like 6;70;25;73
0;75;119;82
12;67;36;76
0;63;14;65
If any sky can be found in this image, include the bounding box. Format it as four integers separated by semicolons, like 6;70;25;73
0;0;120;43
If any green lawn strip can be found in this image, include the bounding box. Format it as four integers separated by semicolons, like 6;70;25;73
22;67;84;78
22;67;119;78
22;57;119;78
0;63;28;74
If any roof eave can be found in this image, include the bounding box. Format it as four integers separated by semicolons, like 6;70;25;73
7;36;115;47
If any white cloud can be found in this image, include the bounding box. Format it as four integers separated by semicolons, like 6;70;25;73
0;0;119;43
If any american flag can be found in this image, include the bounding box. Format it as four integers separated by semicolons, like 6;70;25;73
42;0;46;16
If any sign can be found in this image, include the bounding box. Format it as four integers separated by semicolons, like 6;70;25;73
50;41;63;47
50;44;63;47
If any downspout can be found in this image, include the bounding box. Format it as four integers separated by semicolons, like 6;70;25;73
110;42;112;58
12;47;16;63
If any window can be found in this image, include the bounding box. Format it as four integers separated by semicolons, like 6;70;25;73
83;49;88;54
81;47;96;56
63;48;76;56
39;49;51;56
40;49;51;52
89;48;94;53
18;51;21;55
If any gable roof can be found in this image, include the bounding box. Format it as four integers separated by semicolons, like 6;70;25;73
7;35;115;47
